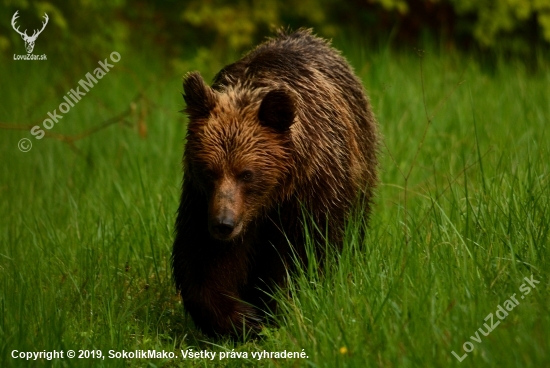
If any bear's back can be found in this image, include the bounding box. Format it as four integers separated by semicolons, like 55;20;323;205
212;29;358;93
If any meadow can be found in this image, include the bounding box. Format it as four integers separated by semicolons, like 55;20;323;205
0;40;548;367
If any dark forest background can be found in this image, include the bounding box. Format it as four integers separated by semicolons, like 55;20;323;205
1;0;549;70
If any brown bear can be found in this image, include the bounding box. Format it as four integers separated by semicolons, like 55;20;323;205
172;28;379;336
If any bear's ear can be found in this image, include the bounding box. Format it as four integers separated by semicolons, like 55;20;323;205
182;72;216;121
258;89;295;133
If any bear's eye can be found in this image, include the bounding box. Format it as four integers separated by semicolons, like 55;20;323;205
203;169;216;181
238;170;254;182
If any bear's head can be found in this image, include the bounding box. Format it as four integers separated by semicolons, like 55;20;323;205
182;72;296;241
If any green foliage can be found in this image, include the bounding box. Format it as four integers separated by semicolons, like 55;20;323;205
451;0;550;46
368;0;550;50
371;0;409;14
2;0;549;66
180;0;280;50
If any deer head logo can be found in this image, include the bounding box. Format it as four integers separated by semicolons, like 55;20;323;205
11;11;49;54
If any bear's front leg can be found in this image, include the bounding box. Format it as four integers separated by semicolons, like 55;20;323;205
175;242;262;335
183;283;261;336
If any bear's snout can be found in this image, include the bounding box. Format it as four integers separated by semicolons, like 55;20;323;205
211;209;236;239
208;179;244;241
209;210;244;241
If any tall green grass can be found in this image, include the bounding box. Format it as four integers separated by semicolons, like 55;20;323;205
0;42;548;367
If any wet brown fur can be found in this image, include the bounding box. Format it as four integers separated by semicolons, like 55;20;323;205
172;29;379;336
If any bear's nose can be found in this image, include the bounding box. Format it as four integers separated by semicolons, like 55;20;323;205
213;217;235;238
